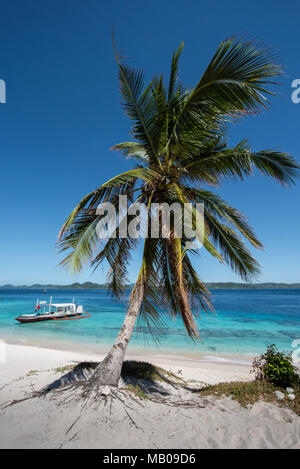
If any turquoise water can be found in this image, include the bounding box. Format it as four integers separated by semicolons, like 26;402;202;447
0;289;299;358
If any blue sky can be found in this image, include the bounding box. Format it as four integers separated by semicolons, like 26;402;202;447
0;0;299;285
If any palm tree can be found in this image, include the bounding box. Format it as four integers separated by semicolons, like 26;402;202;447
58;37;299;387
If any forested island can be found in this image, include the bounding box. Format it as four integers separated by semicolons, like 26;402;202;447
1;282;300;290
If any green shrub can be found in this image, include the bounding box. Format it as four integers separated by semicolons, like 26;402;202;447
252;344;299;387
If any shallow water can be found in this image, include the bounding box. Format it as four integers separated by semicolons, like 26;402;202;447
0;288;299;359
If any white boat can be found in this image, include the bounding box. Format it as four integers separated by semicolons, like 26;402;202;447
15;298;91;323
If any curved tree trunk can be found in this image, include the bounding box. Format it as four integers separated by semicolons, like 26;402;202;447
89;282;144;387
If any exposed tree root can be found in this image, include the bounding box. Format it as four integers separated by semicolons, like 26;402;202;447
1;392;40;409
65;415;82;435
147;395;206;408
0;360;208;415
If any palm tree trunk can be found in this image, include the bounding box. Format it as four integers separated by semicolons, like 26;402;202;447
89;282;144;386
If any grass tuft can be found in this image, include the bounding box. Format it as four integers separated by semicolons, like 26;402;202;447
54;361;98;375
26;370;39;377
198;380;300;415
121;360;185;384
125;383;149;400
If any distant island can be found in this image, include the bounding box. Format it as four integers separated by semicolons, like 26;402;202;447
0;282;114;290
0;282;300;290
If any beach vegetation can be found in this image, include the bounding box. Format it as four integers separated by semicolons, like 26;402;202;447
252;344;300;387
54;362;98;375
121;360;185;384
198;379;300;415
50;359;300;415
125;383;149;400
54;364;78;374
58;36;299;388
26;370;39;377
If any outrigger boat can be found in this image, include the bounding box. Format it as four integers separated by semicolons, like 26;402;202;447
15;297;91;323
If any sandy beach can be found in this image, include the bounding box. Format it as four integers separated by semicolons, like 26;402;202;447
0;342;299;449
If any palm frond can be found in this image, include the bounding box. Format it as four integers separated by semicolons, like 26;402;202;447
174;184;223;261
205;212;261;281
91;213;138;298
180;186;262;249
182;140;252;181
58;167;159;240
151;74;168;154
160;237;200;339
59;215;101;273
182;254;213;316
166;37;283;151
196;37;282;112
250;150;300;186
168;42;184;102
136;237;168;343
182;141;299;186
113;40;162;167
111;141;150;164
105;237;134;299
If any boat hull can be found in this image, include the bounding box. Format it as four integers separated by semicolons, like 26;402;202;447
15;312;88;323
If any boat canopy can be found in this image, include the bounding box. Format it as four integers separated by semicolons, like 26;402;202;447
51;303;75;307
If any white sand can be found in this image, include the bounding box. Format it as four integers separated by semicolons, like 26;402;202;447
0;343;299;449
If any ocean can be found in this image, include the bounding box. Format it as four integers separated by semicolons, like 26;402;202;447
0;288;299;361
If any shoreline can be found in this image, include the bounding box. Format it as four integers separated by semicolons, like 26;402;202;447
0;334;255;366
0;342;254;393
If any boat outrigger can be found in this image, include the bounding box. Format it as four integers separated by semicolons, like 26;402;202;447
15;297;91;323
